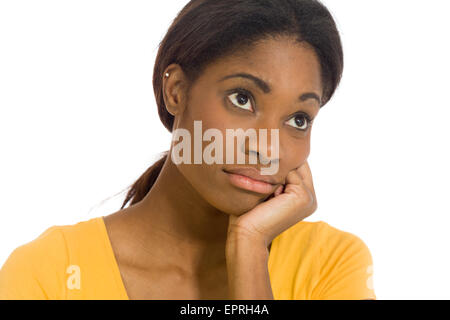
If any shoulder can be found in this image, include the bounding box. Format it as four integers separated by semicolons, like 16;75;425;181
0;217;101;299
274;219;372;260
275;219;322;246
273;220;376;300
311;221;376;300
315;221;373;258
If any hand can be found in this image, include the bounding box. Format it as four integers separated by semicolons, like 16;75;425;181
227;161;318;247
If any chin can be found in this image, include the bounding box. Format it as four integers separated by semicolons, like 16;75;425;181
184;166;269;215
209;188;268;216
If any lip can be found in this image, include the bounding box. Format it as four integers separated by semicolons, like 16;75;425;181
222;167;280;194
223;167;279;184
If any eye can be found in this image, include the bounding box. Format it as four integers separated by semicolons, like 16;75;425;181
285;113;312;131
227;90;254;112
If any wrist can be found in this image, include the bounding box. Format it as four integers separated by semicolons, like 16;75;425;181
226;229;269;256
225;227;273;300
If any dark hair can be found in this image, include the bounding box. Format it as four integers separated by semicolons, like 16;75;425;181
121;0;343;209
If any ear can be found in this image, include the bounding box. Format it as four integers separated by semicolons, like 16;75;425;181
162;64;189;117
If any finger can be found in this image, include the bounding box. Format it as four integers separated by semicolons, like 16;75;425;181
298;161;316;196
283;168;308;197
298;161;311;180
297;162;317;212
274;184;284;197
285;167;303;186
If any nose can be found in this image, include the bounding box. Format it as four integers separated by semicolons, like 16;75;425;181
241;127;280;166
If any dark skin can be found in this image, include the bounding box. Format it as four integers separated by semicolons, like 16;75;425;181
103;35;322;299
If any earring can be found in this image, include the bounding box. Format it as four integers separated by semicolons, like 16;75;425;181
165;72;170;78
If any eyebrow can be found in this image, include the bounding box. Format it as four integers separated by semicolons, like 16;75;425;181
218;72;322;106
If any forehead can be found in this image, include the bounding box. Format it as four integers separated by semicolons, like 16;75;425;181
198;37;323;95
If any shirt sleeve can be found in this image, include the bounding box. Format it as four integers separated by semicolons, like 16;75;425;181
311;222;377;300
0;226;68;300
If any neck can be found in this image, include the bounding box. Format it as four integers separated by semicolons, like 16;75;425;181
126;156;229;273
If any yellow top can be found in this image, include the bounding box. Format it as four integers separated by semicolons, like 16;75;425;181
0;216;376;300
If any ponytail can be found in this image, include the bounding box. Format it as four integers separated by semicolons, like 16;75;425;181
120;151;169;209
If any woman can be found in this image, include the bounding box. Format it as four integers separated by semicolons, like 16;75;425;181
0;0;376;300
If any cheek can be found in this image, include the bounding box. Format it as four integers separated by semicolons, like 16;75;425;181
178;161;216;188
280;134;311;172
183;84;226;123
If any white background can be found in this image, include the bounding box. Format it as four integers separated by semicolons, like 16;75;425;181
1;0;449;299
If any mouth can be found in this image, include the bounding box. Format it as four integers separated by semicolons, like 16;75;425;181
222;168;279;195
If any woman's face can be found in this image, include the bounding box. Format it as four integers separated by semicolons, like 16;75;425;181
166;36;323;215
